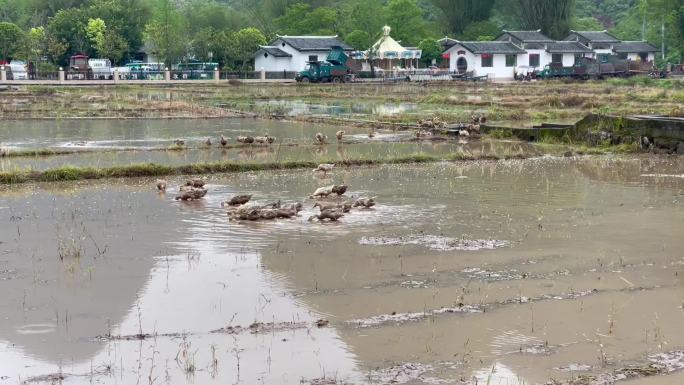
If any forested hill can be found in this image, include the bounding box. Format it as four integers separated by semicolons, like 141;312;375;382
0;0;681;68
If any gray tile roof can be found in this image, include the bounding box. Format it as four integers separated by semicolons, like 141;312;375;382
546;41;593;53
459;41;526;54
276;36;352;52
613;41;659;53
566;31;620;43
498;30;554;43
258;46;292;58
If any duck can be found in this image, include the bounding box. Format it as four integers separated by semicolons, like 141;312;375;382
174;139;185;147
259;201;281;210
310;185;334;198
185;178;206;188
156;179;167;191
237;136;255;144
459;129;470;137
175;187;207;201
205;138;212;146
352;197;376;209
220;135;228;147
332;184;348;196
313;201;352;213
266;134;275;144
281;202;303;213
336;130;345;141
222;194;252;206
415;130;433;139
315;132;327;144
314;163;335;173
308;208;345;222
258;209;279;220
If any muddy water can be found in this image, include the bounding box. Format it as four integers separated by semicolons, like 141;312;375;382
0;156;682;384
0;141;536;172
0;118;345;150
0;118;540;172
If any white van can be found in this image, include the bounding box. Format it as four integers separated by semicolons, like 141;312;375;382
89;59;113;80
8;61;28;80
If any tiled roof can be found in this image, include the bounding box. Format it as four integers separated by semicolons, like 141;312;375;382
276;36;352;52
613;41;659;53
566;31;620;43
546;41;593;53
499;30;554;43
458;41;526;54
258;46;292;58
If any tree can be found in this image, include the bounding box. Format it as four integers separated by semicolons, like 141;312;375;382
0;22;25;60
46;7;90;63
571;17;604;31
460;20;500;41
274;3;339;35
385;0;429;46
191;27;219;62
417;39;442;66
510;0;575;39
430;0;496;35
19;27;47;64
86;18;129;64
144;0;188;67
228;27;267;71
345;30;372;50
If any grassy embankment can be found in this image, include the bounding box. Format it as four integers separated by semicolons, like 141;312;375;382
0;140;638;185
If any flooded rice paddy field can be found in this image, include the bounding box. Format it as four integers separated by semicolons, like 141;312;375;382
0;118;538;172
0;155;682;385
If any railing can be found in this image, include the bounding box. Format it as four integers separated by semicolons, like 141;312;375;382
170;70;215;80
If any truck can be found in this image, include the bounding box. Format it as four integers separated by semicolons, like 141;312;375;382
89;58;113;80
295;47;351;83
536;56;656;80
66;53;93;80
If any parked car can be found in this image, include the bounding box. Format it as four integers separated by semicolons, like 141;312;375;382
8;60;28;80
89;59;113;80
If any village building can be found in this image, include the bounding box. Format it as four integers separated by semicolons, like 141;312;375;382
495;30;591;68
442;41;525;79
442;30;658;79
612;41;659;62
352;26;422;72
254;36;352;72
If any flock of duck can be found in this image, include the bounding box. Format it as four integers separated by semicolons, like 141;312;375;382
168;115;488;150
155;164;376;223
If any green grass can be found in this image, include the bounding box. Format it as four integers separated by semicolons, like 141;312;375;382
0;150;547;185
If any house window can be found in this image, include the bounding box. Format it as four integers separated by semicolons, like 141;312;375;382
529;54;540;68
308;55;318;62
598;54;611;63
552;54;563;64
505;54;517;67
481;54;493;68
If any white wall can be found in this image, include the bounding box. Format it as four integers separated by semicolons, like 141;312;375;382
626;52;655;62
446;44;520;79
253;39;336;71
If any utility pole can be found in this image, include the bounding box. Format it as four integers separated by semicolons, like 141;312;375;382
661;18;665;61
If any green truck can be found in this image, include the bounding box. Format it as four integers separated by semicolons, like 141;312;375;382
295;47;351;83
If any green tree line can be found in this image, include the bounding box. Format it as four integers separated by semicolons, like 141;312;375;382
0;0;681;68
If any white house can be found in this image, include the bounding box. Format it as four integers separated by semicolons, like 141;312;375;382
254;36;352;72
612;41;659;62
563;30;620;61
443;41;526;79
495;30;592;69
